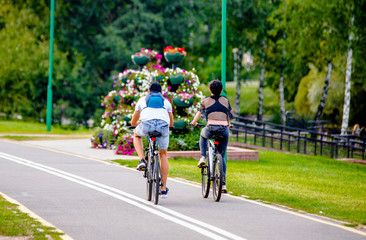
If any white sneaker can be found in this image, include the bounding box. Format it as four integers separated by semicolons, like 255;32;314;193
161;188;169;199
222;184;227;193
197;156;206;168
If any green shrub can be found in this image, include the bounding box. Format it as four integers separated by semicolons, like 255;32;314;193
90;128;115;149
169;127;201;151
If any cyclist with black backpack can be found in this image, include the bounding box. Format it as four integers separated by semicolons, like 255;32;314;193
131;82;174;198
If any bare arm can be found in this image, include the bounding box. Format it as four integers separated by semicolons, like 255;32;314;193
131;110;141;126
168;112;174;127
190;111;201;126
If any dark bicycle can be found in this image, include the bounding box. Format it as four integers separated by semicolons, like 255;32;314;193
130;127;163;205
195;124;224;202
145;131;164;205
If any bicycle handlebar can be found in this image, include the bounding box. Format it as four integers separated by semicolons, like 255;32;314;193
190;123;206;127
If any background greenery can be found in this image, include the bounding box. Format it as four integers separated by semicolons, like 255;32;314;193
1;0;365;128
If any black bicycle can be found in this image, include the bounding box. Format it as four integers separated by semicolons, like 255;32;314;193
145;131;163;205
129;127;163;205
195;124;224;202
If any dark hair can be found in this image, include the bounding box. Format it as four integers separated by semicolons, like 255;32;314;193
149;82;162;93
209;80;223;97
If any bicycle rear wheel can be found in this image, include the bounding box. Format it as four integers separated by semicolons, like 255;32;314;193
212;153;223;202
152;155;161;205
146;155;153;201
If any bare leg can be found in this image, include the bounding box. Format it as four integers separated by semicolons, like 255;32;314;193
133;133;144;160
159;149;169;190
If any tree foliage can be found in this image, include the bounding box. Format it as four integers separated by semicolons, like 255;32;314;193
1;0;365;128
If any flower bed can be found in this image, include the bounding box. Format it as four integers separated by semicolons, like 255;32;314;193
92;47;204;154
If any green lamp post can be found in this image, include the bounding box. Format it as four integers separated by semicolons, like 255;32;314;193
46;0;55;131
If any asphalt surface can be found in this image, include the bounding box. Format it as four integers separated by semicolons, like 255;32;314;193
0;139;365;240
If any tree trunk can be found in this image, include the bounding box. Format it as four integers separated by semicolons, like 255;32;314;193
280;0;286;126
314;59;332;123
257;40;265;121
341;16;354;135
279;69;286;125
234;49;241;116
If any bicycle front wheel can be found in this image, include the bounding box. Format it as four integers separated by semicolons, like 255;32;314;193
201;151;210;198
212;153;223;202
152;155;161;205
201;166;210;198
146;156;153;201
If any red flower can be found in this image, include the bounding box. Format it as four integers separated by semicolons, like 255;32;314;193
164;46;173;52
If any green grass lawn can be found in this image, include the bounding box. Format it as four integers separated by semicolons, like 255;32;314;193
0;195;64;239
114;150;366;226
0;120;93;135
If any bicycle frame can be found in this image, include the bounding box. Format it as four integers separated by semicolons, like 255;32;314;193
207;139;215;176
207;139;220;176
204;136;224;202
146;135;162;205
147;136;159;156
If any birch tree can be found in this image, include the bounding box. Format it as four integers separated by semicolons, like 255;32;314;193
233;48;241;116
257;40;265;121
341;16;354;135
314;59;332;124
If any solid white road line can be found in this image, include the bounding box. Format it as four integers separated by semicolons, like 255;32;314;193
0;152;246;240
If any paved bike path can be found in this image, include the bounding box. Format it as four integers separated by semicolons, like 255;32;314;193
0;139;365;240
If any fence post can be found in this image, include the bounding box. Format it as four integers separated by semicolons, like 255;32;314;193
280;127;283;150
297;130;300;153
245;122;247;143
271;132;274;148
254;132;257;145
304;134;307;154
330;140;334;158
347;136;350;158
262;124;265;147
314;134;317;156
320;133;323;156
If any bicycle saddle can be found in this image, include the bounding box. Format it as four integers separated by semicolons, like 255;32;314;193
148;131;162;138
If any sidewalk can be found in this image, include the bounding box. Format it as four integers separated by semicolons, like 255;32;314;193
17;137;258;162
21;138;139;161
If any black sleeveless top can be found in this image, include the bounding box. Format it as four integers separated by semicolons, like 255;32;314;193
200;96;233;121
